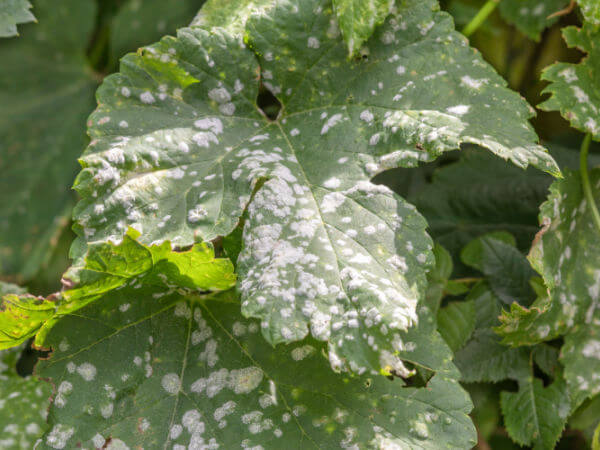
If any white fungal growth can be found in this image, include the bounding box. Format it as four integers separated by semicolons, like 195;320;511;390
161;373;181;394
77;363;97;381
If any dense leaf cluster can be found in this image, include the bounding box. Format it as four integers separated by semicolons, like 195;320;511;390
1;0;599;449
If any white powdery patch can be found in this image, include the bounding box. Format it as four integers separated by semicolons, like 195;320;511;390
446;105;470;116
214;400;236;421
323;177;341;189
229;367;264;394
582;340;600;360
320;192;346;213
77;363;97;381
188;205;208;223
360;109;374;123
46;424;75;449
321;113;344;135
161;373;182;394
291;345;315;361
194;117;223;135
460;75;485;89
92;434;106;448
307;36;320;48
140;91;155;104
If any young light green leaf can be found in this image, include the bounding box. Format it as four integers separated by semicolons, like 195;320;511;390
42;229;235;347
74;0;558;376
0;294;55;350
0;0;34;37
540;23;600;140
35;290;476;449
0;0;97;281
437;300;476;352
500;377;571;450
332;0;392;56
498;0;567;41
0;345;52;449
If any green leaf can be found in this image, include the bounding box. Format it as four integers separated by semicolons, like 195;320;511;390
0;0;35;37
540;23;600;140
498;0;567;41
424;243;453;314
500;377;570;450
35;290;476;449
191;0;273;35
0;0;97;281
453;283;530;383
461;232;536;306
495;291;554;347
570;394;600;438
411;148;555;263
110;0;205;66
0;293;55;350
332;0;392;56
74;0;558;375
437;300;476;352
0;345;52;449
527;169;600;406
579;0;600;25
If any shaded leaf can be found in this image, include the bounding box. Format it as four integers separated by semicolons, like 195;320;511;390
0;344;51;449
110;0;205;66
0;0;34;37
437;299;476;352
461;231;536;306
74;0;558;375
498;0;567;41
424;243;454;314
0;0;97;280
500;377;570;450
35;290;476;449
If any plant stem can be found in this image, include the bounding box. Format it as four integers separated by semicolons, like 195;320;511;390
580;133;600;233
462;0;500;38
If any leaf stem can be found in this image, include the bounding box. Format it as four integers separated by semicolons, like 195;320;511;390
580;133;600;233
462;0;500;38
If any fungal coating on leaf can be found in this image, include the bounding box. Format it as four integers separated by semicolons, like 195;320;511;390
35;288;476;449
73;0;558;375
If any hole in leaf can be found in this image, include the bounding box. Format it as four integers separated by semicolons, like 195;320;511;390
257;84;282;120
16;340;50;377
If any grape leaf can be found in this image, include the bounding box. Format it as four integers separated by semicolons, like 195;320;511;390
0;0;34;37
540;23;600;140
35;289;476;449
460;231;536;306
332;0;392;56
579;0;600;25
498;0;567;41
0;344;52;449
0;293;56;350
505;169;600;406
437;300;476;352
411;148;555;264
453;282;530;383
110;0;205;67
0;230;235;351
73;0;559;376
0;0;97;281
500;377;570;450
